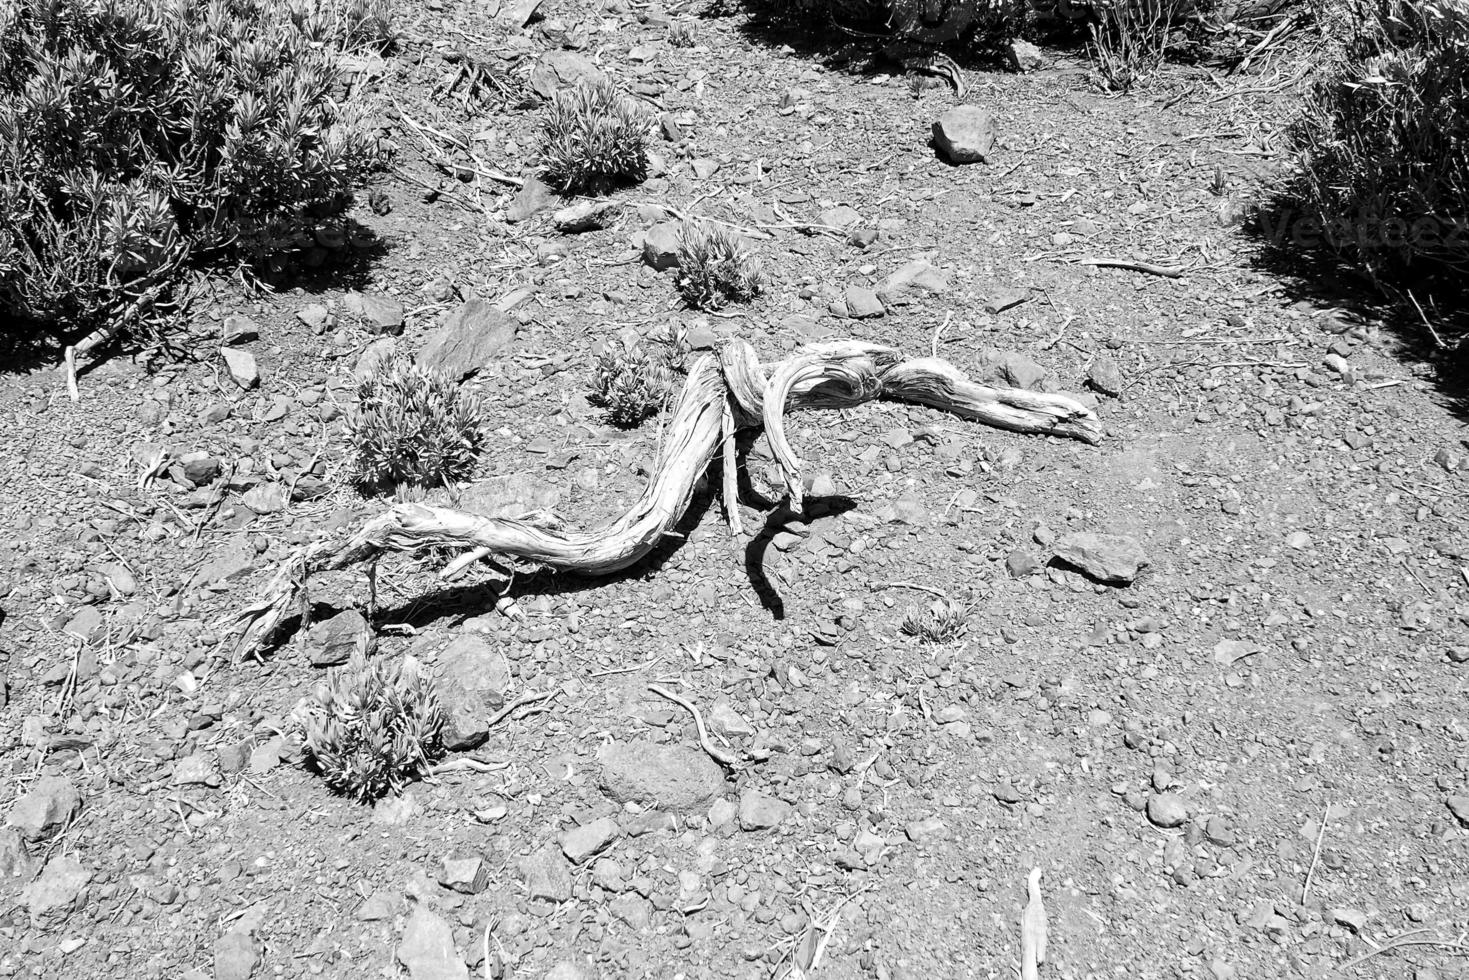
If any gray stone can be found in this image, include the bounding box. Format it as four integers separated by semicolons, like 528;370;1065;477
221;315;259;345
416;300;518;381
1054;532;1149;584
983;288;1028;314
179;452;222;486
1087;354;1124;397
7;776;79;843
354;338;398;381
878;259;948;296
1146;793;1189;828
737;789;791;831
554;199;622;233
62;606;102;643
560;816;619;864
997;352;1047;390
708;701;755;737
642;222;682;270
0;829;34;891
1006;549;1041;578
842;286;884;319
303;609;372;667
819;205;862;229
1448;796;1469;826
1007;39;1047;72
544;963;591;980
599;740;726;813
507;175;556;223
495;0;542;27
240;483;286;515
932;105;995;164
220;348;259;389
520;844;572;903
439;855;489;894
905;816;948;844
214;929;260;980
435;635;511;751
397;906;469;980
529;51;607;100
344;292;404;336
173;752;221;787
22;855;89;925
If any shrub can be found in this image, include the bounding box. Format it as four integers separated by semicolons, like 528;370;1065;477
1087;0;1179;91
674;222;762;310
1277;0;1469;339
900;597;969;643
350;353;486;490
298;644;445;803
668;19;698;46
589;327;686;428
0;0;388;340
538;80;653;194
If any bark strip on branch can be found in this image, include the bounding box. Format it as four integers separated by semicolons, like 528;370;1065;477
226;341;1102;658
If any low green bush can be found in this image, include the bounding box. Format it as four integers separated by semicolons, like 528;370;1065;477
538;79;653;195
349;353;486;491
0;0;389;340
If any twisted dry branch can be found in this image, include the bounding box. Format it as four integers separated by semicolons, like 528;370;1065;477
226;340;1102;658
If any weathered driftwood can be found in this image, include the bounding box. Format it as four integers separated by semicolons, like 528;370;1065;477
226;340;1102;658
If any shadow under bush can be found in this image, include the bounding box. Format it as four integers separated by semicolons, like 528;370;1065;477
0;0;391;355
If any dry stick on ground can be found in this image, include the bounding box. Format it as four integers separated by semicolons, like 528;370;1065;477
649;683;742;768
1302;803;1331;901
224;341;1102;659
1336;929;1469;971
1077;257;1186;278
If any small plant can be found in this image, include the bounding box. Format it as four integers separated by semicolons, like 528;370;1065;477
589;327;686;427
539;80;653;194
668;19;697;47
674;222;762;310
289;0;398;50
1208;162;1227;197
298;643;445;803
901;597;969;644
1087;0;1177;92
350;353;485;490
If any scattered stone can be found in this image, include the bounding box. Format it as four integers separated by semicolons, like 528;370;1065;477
708;701;755;737
842;286;884;319
7;776;79;842
1087;354;1124;397
303;609;372;668
932;106;995;164
1330;908;1368;932
544;962;591;980
554;199;622;233
397;906;469;980
878;259;949;296
439;855;490;894
507;175;556;223
1053;532;1149;584
62;606;102;643
599;740;726;813
297;304;331;331
240;483;287;515
179;452;222;486
560;816;619;864
416;300;519;382
905;816;948;844
1146;793;1189;829
496;0;542;27
22;855;90;925
356;889;397;921
344;292;405;336
642;222;682;270
0;829;35;889
1006;549;1041;578
458;471;564;519
529;51;607;100
1447;796;1469;826
214;929;260;980
1007;39;1047;72
996;351;1047;390
220;348;259;389
221;315;259;345
435;635;511;751
737;790;791;831
690;157;720;179
521;845;572;903
173;753;221;787
983;288;1028;314
819;205;862;229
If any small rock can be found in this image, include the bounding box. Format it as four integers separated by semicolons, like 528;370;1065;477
1087;355;1124;397
1146;793;1189;829
997;351;1047;390
642;222;682;270
1447;796;1469;826
708;701;755;737
737;790;791;831
932;105;995;164
819;205;862;229
905;816;947;844
435;635;511;751
878;260;948;296
1053;532;1149;584
554;200;622;233
529;51;607;100
221;316;259;345
397;906;469;980
220;348;258;389
240;483;286;515
1330;908;1368;932
520;845;572;903
22;855;90;925
842;286;884;319
0;829;35;889
1007;39;1047;72
173;752;220;787
507;175;556;223
439;855;489;894
599;740;726;813
560;816;619;864
297;304;331;331
302;609;371;667
1006;549;1041;578
179;452;222;486
983;288;1028;314
416;300;519;381
345;292;404;336
7;776;80;843
214;929;260;980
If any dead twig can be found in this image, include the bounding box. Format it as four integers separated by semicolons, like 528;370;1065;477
486;689;561;729
1303;804;1331;901
648;684;742;769
870;580;948;600
1336;929;1469;971
1077;257;1185;278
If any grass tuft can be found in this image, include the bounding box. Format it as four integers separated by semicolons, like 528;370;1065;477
900;597;969;643
589;326;687;428
674;222;762;310
350;353;485;491
538;80;653;194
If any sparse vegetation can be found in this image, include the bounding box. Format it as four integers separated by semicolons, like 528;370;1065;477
668;18;698;46
674;222;763;310
538;80;653;194
350;353;486;490
589;327;687;427
297;643;445;803
1276;0;1469;343
900;597;969;643
1087;0;1178;91
0;0;389;341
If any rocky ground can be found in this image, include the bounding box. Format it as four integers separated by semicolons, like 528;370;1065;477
1;2;1468;979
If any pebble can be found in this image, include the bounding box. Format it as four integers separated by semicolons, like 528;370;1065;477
738;790;792;831
220;347;259;389
214;928;260;980
599;740;726;813
931;105;995;164
520;845;572;903
560;817;619;864
439;855;490;894
1146;793;1189;829
303;609;371;668
397;906;469;980
1053;532;1149;584
7;775;80;842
